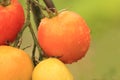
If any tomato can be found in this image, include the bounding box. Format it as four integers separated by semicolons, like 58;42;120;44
38;11;90;64
0;0;25;45
0;46;33;80
32;58;74;80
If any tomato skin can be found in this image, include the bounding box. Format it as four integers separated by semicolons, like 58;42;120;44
38;11;90;64
0;0;25;45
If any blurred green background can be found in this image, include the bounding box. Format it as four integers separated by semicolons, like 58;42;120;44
19;0;120;80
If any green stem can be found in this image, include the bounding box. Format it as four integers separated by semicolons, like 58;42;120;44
27;0;43;66
31;0;51;16
31;0;44;27
32;44;37;66
28;23;43;61
30;0;43;62
31;0;46;11
13;23;28;48
31;0;58;18
43;0;58;18
43;0;56;12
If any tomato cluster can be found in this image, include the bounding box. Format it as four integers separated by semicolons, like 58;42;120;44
0;0;91;80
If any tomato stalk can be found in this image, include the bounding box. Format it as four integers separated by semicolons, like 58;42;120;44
31;0;44;27
30;0;44;63
43;0;56;12
43;0;58;17
26;0;43;66
0;0;10;6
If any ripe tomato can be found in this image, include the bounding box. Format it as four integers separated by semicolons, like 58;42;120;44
0;46;34;80
38;11;90;63
0;0;25;45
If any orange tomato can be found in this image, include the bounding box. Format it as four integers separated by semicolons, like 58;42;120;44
38;11;90;63
0;46;33;80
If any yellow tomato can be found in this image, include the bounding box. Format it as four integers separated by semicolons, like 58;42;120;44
32;58;74;80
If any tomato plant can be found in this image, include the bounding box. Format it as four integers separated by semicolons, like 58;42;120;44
0;0;91;80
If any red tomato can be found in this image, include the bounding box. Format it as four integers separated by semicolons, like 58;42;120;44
0;0;25;45
38;11;90;64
